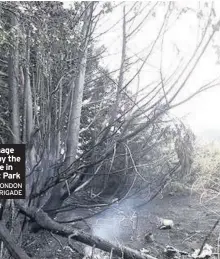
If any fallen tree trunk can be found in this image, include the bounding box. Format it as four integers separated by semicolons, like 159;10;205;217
0;221;33;259
16;201;157;259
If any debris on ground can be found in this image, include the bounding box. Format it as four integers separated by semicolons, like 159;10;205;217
164;245;188;259
191;244;213;259
144;232;154;243
140;248;150;256
159;218;174;230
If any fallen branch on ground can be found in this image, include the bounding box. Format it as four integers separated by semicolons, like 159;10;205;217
16;201;158;259
0;221;34;259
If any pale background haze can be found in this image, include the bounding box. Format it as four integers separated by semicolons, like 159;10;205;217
65;1;220;141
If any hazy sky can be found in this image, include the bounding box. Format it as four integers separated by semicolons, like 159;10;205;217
63;1;220;138
94;2;220;138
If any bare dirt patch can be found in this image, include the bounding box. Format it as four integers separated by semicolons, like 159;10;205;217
123;193;220;258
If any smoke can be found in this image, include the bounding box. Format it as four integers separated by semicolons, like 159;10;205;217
89;198;139;243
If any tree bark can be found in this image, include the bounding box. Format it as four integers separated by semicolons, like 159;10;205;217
65;2;93;167
35;3;94;227
23;29;36;198
8;10;20;144
56;77;63;160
